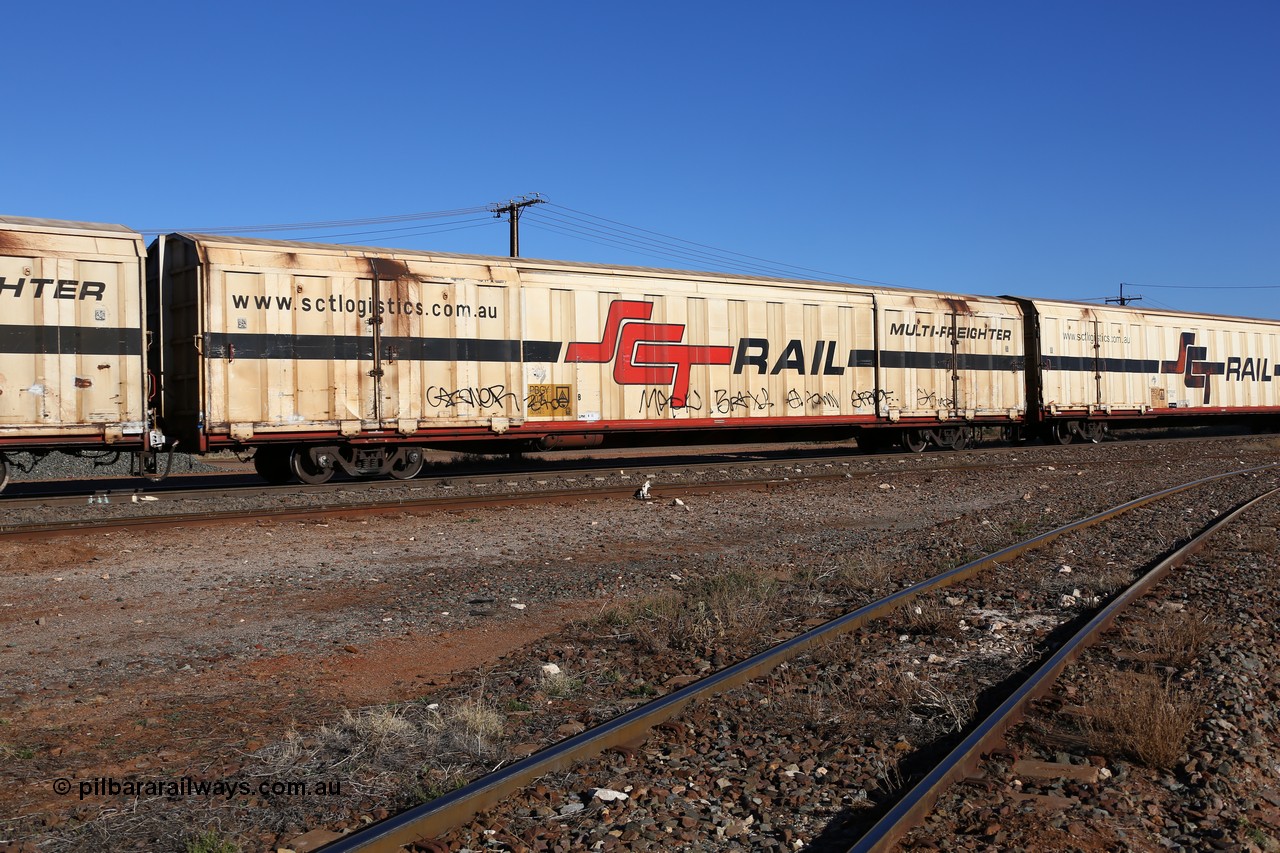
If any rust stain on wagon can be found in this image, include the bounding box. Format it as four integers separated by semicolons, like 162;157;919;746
368;257;422;283
368;258;424;338
941;297;975;316
0;231;26;252
389;280;421;337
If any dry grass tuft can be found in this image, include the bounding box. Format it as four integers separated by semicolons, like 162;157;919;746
540;667;583;699
446;696;505;757
774;665;862;726
601;569;779;655
893;596;962;638
1079;672;1202;769
1039;562;1132;603
868;753;905;794
911;680;976;732
315;706;417;762
827;554;898;597
1247;528;1277;555
879;662;921;712
1134;608;1213;670
1088;564;1135;596
805;632;860;668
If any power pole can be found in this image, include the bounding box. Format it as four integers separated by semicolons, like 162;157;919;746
1106;282;1142;306
489;194;545;257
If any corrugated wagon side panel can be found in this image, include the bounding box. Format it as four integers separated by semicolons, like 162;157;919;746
875;293;1025;421
518;269;879;427
197;250;380;439
1028;299;1280;416
388;261;523;429
0;220;146;446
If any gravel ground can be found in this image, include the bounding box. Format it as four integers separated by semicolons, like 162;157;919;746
425;468;1277;852
0;435;1276;852
905;494;1280;852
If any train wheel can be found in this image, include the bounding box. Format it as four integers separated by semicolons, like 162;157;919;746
290;447;335;485
902;430;929;453
937;427;971;451
0;456;8;494
1081;422;1107;443
252;447;293;485
1050;422;1076;445
389;447;425;480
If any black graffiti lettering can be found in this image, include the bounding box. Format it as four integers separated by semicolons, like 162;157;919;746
786;389;840;410
851;388;895;408
714;388;773;414
916;388;955;408
639;388;703;414
426;384;517;411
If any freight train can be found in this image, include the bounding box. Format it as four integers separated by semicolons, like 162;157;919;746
1;215;1277;493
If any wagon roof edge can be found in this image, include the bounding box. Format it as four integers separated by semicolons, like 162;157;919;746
0;215;142;240
159;231;1008;303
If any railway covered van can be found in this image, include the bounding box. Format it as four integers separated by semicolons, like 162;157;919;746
146;232;1041;481
148;234;898;479
1018;298;1280;441
7;213;1277;494
0;216;149;487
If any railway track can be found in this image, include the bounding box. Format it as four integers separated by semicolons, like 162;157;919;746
7;436;1279;852
0;428;1261;505
309;463;1278;852
1;434;1270;538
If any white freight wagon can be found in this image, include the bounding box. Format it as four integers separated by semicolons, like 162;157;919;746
1019;298;1280;442
0;217;150;488
148;234;1029;481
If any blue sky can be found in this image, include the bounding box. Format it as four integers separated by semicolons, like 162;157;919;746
6;2;1277;317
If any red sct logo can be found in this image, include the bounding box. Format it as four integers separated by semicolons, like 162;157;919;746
565;301;732;407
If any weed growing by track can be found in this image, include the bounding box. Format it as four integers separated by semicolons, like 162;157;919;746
1079;672;1204;769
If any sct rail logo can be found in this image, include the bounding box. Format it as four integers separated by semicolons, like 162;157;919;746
1160;332;1225;405
565;301;733;408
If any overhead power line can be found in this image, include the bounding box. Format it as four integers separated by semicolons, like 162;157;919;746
141;206;492;235
530;203;907;287
139;199;914;289
1131;281;1280;290
280;217;495;243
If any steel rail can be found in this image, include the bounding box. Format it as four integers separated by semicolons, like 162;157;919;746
316;462;1278;853
0;430;1260;508
847;483;1280;853
1;447;1267;537
0;477;797;540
